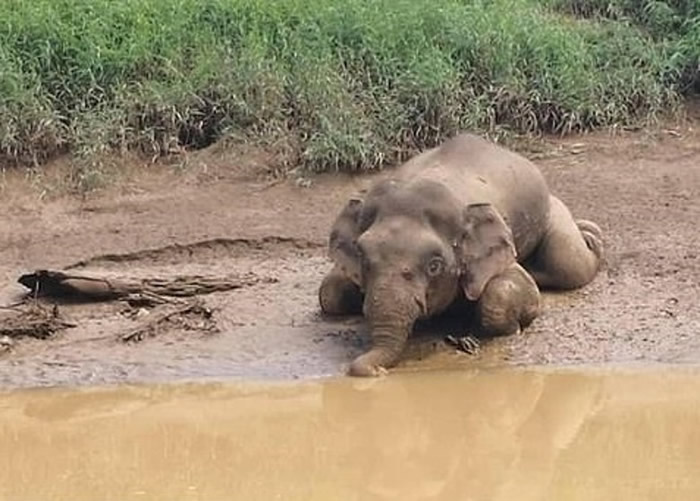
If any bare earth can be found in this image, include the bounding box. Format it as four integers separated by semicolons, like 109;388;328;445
1;113;699;388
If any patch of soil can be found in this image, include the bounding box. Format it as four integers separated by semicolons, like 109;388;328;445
1;118;699;388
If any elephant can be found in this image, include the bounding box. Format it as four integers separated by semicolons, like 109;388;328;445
319;133;604;377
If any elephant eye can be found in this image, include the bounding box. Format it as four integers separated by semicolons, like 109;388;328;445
426;257;445;277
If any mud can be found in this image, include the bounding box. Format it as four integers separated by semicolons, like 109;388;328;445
1;116;700;387
2;367;700;500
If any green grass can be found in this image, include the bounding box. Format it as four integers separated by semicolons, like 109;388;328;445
0;0;692;176
544;0;700;92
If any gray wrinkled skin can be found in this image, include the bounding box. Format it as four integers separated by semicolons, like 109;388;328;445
319;133;603;377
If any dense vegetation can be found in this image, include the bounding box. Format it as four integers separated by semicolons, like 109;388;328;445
0;0;697;178
547;0;699;91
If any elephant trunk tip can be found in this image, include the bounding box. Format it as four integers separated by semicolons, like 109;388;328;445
348;355;390;377
348;331;410;377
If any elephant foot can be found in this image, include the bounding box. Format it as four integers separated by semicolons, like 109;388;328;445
445;334;481;355
319;267;364;316
576;219;604;260
477;264;541;337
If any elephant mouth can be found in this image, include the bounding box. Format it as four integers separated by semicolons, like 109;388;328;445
414;296;427;317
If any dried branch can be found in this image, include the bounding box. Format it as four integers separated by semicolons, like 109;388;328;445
120;300;216;343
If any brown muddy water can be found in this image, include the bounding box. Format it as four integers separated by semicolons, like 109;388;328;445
2;367;700;500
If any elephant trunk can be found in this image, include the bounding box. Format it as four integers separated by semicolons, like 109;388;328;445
349;286;423;377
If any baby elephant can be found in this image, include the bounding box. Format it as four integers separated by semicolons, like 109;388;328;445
319;133;603;377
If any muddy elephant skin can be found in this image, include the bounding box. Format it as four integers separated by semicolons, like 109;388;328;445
319;133;604;377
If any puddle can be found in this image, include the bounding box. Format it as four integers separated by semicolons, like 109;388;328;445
2;367;700;500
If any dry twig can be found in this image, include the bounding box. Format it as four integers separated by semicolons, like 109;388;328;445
120;300;216;343
0;302;76;339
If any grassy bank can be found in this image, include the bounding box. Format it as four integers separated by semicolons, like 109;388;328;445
0;0;694;177
547;0;700;92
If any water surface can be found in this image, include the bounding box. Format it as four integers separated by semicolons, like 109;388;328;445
2;367;700;500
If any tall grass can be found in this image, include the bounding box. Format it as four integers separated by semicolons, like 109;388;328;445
0;0;686;174
545;0;700;93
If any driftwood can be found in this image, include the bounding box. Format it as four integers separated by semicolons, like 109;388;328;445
10;269;260;343
0;302;76;340
17;269;274;301
120;300;216;343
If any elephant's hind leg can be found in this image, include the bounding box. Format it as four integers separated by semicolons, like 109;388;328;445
319;266;364;315
525;195;604;290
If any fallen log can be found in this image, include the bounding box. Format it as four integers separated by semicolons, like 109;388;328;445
18;270;132;300
17;269;274;301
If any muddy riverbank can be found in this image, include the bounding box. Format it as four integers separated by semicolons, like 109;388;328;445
1;120;699;387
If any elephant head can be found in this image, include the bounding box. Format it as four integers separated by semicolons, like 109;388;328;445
329;178;517;376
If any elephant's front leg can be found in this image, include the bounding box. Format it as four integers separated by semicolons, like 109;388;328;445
319;265;364;315
477;263;541;336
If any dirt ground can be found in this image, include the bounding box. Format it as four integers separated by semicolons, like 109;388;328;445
1;110;699;388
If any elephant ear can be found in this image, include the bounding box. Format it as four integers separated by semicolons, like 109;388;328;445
459;203;517;301
329;194;367;286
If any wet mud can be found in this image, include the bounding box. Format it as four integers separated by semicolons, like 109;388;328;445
0;123;700;387
2;367;700;500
